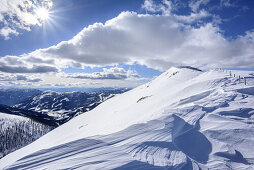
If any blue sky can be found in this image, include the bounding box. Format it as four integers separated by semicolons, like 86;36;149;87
0;0;253;88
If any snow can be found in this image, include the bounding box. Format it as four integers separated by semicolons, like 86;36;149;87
1;67;254;169
0;112;27;129
0;112;25;119
0;112;52;159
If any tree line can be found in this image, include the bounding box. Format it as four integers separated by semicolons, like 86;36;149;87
0;118;53;158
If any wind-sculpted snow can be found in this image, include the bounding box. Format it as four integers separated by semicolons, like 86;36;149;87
237;87;254;95
1;67;254;169
5;115;199;169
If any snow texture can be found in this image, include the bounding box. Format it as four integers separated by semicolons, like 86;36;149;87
1;67;254;169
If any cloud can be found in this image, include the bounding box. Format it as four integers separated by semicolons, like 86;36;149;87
20;11;253;71
142;0;172;15
0;65;58;73
0;67;146;88
219;0;235;8
0;0;53;40
175;9;210;23
16;75;42;82
189;0;210;12
0;27;19;40
0;74;42;82
0;55;58;73
142;0;211;24
189;0;238;12
67;67;139;80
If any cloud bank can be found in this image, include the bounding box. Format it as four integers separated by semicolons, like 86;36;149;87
67;67;139;80
0;74;42;83
21;11;253;71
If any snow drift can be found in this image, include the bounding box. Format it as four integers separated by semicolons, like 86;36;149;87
1;67;254;169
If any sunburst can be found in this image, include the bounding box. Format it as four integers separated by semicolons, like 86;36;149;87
35;7;49;21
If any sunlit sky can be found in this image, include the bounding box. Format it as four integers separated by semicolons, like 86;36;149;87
0;0;254;88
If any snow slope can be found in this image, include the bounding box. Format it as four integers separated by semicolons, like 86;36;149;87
1;67;254;169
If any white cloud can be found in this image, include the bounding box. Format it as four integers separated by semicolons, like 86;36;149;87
189;0;210;12
175;9;210;23
0;0;53;40
15;11;252;71
0;55;58;73
67;67;139;80
0;74;42;82
0;27;19;40
219;0;235;8
142;0;211;24
142;0;172;15
0;65;58;73
0;67;147;88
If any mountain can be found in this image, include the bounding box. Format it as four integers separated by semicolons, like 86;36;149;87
0;104;59;126
14;89;129;122
0;88;41;106
1;67;254;169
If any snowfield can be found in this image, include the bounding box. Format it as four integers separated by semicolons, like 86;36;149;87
1;67;254;169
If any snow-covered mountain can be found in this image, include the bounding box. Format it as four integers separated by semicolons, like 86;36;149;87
14;89;129;122
0;104;59;126
1;67;254;169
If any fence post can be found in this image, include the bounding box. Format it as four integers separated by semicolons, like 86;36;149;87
230;71;231;77
234;74;235;77
244;77;246;85
239;75;241;83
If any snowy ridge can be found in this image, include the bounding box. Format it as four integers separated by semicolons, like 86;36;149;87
1;67;254;169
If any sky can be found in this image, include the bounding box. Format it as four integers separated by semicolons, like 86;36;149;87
0;0;253;88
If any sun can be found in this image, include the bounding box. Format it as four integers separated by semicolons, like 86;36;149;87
35;7;49;21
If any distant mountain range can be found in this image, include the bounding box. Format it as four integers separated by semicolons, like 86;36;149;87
0;88;41;106
0;88;130;126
